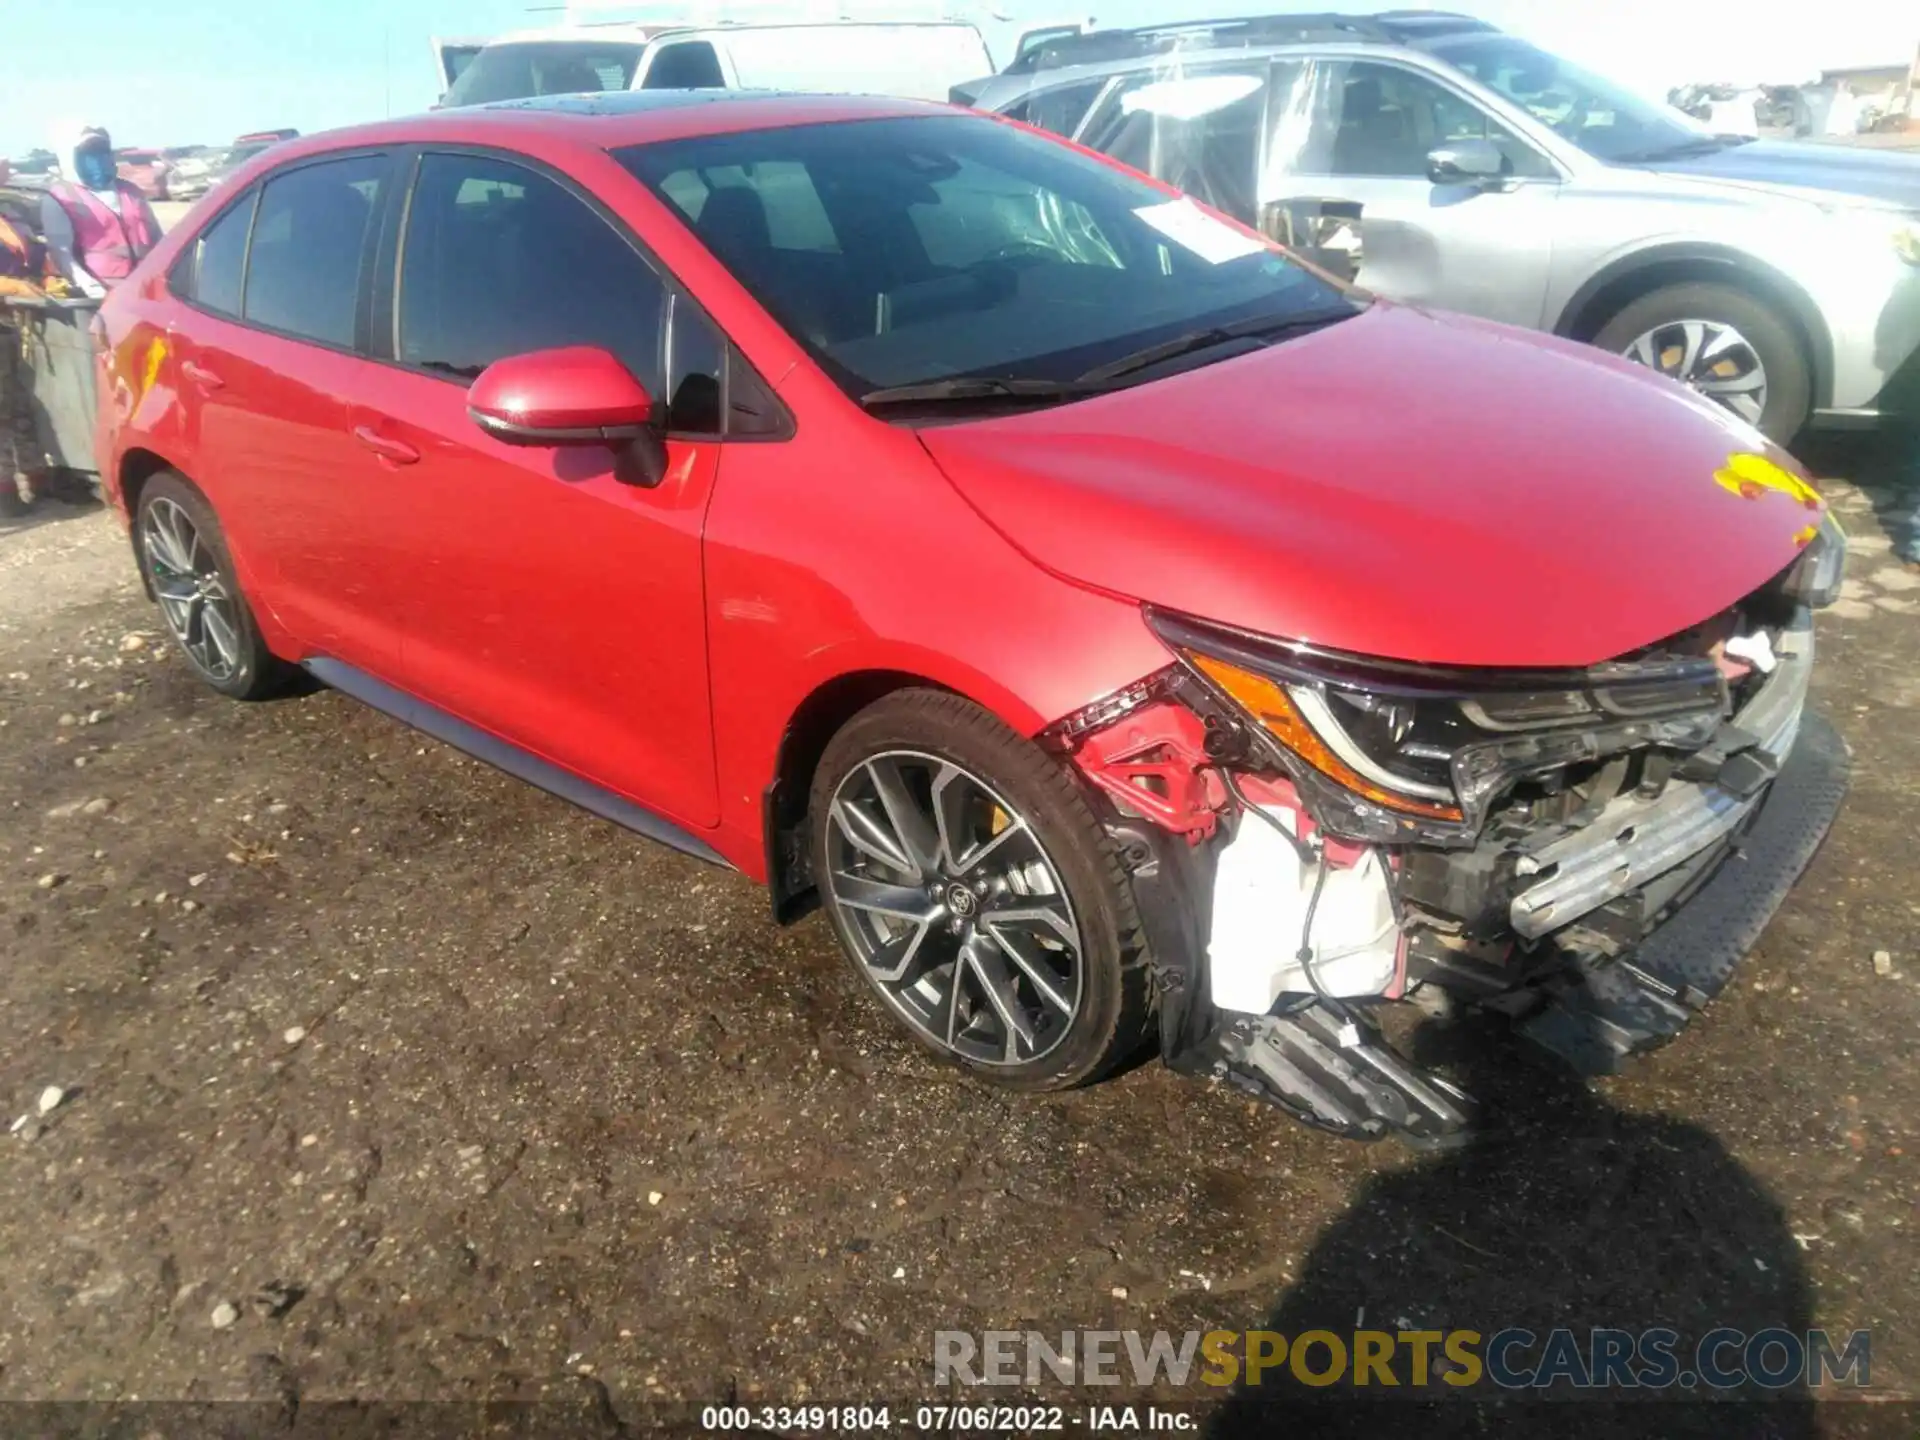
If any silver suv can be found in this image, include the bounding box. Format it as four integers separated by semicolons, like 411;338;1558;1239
959;12;1920;441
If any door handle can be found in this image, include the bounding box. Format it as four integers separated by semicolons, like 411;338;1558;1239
352;425;421;466
180;359;223;390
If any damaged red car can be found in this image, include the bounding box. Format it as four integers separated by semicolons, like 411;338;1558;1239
95;94;1849;1142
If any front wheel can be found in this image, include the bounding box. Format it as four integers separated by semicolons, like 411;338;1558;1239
1591;282;1812;443
807;689;1153;1090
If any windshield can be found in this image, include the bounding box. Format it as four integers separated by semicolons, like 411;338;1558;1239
442;40;644;108
1427;35;1710;163
619;115;1351;402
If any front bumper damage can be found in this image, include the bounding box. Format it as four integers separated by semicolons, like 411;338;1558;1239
1069;610;1849;1145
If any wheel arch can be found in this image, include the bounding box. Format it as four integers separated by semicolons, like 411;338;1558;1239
119;446;183;598
762;668;961;925
1553;244;1833;410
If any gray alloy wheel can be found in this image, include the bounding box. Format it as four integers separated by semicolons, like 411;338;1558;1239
823;750;1085;1068
1592;281;1811;441
1622;318;1769;426
141;495;245;684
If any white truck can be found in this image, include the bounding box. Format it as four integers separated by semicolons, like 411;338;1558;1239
432;1;996;109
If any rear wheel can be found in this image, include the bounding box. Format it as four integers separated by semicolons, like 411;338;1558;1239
135;472;290;700
808;689;1152;1090
1592;282;1811;442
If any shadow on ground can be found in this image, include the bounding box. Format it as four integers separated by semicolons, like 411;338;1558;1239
1209;1020;1820;1438
1800;431;1917;559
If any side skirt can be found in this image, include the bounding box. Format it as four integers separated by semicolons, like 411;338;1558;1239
303;657;732;870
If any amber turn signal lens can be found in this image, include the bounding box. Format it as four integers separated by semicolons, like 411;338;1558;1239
1186;650;1465;823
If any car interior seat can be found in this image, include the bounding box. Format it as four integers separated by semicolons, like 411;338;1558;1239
1333;76;1417;176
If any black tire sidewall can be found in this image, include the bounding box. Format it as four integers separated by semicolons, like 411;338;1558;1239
1592;282;1812;443
807;689;1150;1091
135;472;281;700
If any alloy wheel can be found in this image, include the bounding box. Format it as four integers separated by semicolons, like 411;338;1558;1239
141;496;242;683
824;750;1085;1067
1622;319;1769;426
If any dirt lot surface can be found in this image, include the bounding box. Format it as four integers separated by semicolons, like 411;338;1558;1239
0;440;1918;1435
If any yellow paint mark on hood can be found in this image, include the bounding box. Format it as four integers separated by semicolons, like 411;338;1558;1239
1714;451;1822;511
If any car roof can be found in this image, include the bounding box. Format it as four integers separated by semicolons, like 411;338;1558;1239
477;20;979;46
1000;9;1497;76
251;90;950;167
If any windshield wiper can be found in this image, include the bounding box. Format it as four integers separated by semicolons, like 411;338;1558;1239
1073;307;1358;386
859;376;1106;410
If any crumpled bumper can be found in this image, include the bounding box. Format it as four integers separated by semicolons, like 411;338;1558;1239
1518;706;1850;1074
1509;613;1814;941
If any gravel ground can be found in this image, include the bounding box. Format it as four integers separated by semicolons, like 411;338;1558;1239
0;440;1917;1435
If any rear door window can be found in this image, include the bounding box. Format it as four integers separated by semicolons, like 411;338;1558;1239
1002;78;1108;138
242;153;389;348
395;152;667;393
1079;64;1280;223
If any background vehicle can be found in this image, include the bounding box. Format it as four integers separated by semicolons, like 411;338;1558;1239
960;11;1920;441
96;94;1845;1144
437;21;993;108
4;148;59;189
115;147;171;200
158;145;217;201
200;130;299;193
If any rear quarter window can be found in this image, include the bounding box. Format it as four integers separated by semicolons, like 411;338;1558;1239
170;188;255;316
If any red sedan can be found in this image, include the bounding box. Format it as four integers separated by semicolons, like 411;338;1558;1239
93;93;1847;1142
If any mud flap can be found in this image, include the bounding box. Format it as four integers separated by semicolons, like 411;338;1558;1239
1519;710;1850;1074
1202;1005;1476;1146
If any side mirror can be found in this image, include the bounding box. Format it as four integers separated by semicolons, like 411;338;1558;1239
1426;138;1508;188
467;346;667;486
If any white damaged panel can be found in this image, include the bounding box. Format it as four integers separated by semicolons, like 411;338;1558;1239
1208;806;1400;1014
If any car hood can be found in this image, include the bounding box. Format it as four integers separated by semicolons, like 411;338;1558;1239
918;304;1824;669
1634;138;1920;210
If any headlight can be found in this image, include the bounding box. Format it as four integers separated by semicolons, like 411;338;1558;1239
1150;610;1728;845
1782;509;1848;608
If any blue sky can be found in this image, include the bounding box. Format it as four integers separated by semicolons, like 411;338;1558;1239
2;0;1913;158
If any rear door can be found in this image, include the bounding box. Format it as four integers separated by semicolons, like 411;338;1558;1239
343;148;724;828
164;150;404;674
1258;56;1562;327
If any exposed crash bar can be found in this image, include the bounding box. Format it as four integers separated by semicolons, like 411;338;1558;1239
1508;615;1814;940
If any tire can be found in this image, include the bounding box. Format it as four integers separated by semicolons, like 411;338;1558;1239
134;471;291;700
808;688;1153;1090
1591;282;1812;443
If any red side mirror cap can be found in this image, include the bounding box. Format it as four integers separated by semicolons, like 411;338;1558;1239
467;346;654;446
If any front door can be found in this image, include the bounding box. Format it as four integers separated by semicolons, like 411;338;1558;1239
1260;57;1562;329
345;149;722;830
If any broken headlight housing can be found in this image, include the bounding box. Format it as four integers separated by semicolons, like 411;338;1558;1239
1149;609;1728;846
